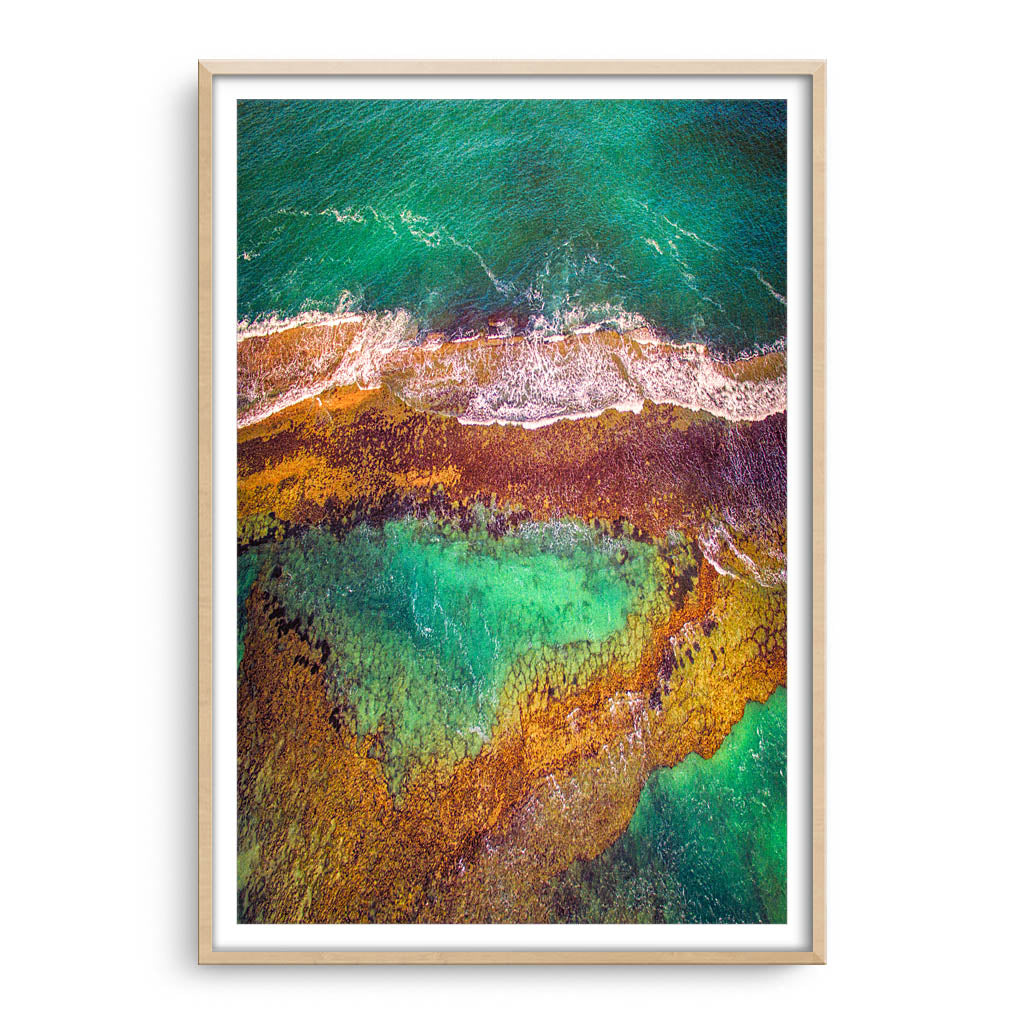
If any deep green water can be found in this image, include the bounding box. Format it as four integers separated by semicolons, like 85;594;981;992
546;687;787;923
238;99;786;354
239;516;670;789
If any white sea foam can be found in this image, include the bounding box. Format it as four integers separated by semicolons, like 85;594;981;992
317;201;515;297
321;207;365;224
237;293;365;339
748;266;788;306
447;233;514;296
237;308;417;427
661;214;720;252
238;305;786;430
697;507;787;589
389;330;785;428
400;209;445;248
237;309;365;340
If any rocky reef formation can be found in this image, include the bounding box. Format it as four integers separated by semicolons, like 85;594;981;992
237;377;786;580
235;328;787;923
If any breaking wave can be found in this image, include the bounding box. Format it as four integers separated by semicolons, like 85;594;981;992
237;309;785;430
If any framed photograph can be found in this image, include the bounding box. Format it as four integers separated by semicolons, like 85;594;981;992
199;59;825;965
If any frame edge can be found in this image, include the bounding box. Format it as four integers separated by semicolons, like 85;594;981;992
196;58;827;77
197;57;828;966
811;59;827;967
198;59;214;965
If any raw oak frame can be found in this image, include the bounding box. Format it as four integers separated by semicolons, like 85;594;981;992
198;59;826;965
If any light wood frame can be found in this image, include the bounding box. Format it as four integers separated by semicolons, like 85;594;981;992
199;59;826;965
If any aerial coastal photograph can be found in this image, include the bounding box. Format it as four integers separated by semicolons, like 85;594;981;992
234;98;788;925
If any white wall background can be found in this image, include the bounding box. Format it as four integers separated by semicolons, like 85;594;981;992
4;2;1021;1019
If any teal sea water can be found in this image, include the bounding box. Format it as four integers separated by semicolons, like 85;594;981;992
546;687;787;923
238;99;787;355
239;515;671;790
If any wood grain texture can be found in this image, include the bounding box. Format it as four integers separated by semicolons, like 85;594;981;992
197;58;826;965
811;62;827;966
198;58;825;76
197;60;214;965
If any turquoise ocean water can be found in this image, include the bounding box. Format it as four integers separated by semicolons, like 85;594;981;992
238;99;787;355
239;515;668;789
546;687;787;923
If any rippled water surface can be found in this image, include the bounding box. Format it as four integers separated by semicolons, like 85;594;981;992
238;99;787;355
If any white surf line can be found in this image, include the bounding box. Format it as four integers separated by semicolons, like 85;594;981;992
321;207;366;224
660;213;720;252
446;232;514;296
456;400;647;431
238;312;788;430
747;267;788;306
237;309;364;339
626;197;721;252
237;381;384;430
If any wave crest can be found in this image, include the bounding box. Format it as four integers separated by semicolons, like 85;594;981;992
237;312;785;429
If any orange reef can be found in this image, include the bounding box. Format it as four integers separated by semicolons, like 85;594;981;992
238;558;784;922
238;385;785;553
236;331;787;923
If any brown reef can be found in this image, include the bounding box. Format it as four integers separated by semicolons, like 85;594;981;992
238;384;785;560
235;333;787;922
238;551;784;923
